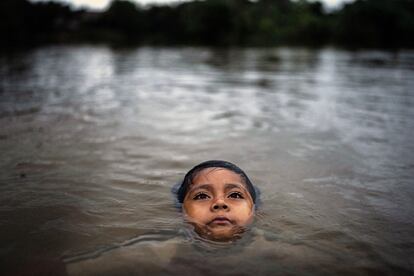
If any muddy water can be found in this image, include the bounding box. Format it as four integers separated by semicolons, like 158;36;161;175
0;46;413;275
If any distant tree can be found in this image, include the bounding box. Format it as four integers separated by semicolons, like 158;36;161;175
31;1;74;34
0;0;75;47
0;0;33;45
142;6;181;44
178;0;236;45
100;0;143;39
334;0;414;48
1;0;413;49
287;0;332;45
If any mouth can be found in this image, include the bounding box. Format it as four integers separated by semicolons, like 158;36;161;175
208;216;232;226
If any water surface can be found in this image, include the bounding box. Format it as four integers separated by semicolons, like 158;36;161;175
0;46;413;275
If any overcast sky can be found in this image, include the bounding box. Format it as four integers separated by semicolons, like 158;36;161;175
36;0;355;10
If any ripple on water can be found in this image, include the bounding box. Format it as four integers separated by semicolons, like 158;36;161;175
0;46;413;275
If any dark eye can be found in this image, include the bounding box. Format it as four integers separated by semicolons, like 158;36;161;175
193;193;210;200
228;192;244;199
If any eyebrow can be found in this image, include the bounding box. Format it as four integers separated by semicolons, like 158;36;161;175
189;184;213;193
224;183;245;191
189;183;246;193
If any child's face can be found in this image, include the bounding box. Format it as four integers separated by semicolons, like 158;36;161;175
182;168;254;241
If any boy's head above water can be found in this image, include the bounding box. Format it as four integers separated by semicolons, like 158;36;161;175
176;160;257;242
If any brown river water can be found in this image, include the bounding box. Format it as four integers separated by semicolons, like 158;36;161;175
0;46;413;275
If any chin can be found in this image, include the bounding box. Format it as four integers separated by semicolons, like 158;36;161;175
208;232;240;242
197;225;246;242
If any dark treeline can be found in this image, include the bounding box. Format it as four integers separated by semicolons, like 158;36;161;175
1;0;414;49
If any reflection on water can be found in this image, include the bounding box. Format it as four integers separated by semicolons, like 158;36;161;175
0;46;413;275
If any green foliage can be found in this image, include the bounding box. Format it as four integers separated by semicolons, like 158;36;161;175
334;0;414;48
178;0;237;44
101;0;142;34
0;0;31;44
1;0;414;48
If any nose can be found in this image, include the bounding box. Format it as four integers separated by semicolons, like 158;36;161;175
211;199;228;211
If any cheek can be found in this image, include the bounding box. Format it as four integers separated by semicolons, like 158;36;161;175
233;203;254;223
183;202;209;220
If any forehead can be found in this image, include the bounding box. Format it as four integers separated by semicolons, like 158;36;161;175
192;168;243;186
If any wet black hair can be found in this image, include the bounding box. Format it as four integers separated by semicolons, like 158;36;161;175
175;160;258;204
